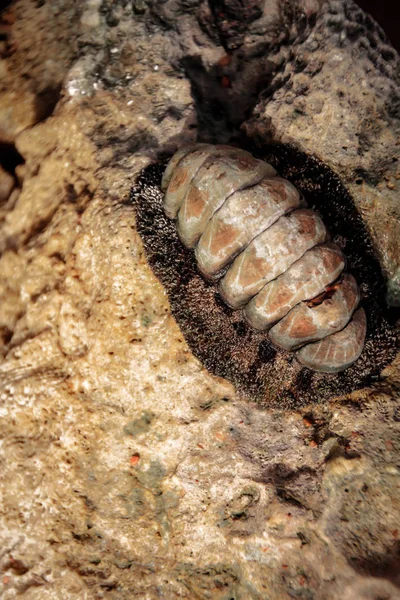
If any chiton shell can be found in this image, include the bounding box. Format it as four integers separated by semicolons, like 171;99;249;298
131;142;398;407
161;144;366;374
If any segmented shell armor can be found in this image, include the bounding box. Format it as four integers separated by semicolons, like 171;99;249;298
161;144;367;373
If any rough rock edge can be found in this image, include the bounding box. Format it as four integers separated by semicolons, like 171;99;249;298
0;0;399;598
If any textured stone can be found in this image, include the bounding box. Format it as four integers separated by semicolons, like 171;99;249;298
246;0;400;306
0;165;15;203
0;0;399;598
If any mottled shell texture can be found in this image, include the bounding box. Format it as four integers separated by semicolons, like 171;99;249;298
162;144;366;374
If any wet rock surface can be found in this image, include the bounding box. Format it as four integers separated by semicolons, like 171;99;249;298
0;0;399;598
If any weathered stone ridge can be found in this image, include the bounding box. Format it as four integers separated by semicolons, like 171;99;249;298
0;1;399;598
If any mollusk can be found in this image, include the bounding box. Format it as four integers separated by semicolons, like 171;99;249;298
161;144;367;373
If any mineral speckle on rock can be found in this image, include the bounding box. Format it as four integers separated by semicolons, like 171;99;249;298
0;0;399;598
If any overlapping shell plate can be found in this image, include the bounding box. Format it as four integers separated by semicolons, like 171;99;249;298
162;144;367;374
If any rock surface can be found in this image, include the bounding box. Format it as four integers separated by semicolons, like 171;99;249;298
0;1;399;599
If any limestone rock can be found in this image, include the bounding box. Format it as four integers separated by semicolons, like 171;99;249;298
0;0;399;598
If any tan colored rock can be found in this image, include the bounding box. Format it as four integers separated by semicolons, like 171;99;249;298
247;4;400;305
0;0;399;598
0;90;38;144
0;113;99;252
0;165;15;203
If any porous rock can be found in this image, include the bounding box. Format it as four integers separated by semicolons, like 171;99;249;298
246;0;400;306
0;1;399;599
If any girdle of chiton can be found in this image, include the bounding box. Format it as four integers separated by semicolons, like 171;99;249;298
130;142;398;408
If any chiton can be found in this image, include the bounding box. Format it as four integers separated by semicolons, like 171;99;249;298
131;142;398;407
161;144;365;374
